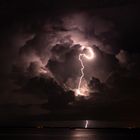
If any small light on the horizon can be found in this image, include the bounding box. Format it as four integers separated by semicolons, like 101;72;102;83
37;125;44;129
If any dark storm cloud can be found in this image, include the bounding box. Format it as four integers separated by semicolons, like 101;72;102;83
0;1;139;121
19;76;75;109
48;43;82;83
0;10;127;102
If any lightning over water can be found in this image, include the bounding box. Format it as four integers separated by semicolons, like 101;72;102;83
85;120;89;128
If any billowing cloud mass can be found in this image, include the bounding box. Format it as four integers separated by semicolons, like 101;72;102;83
14;12;119;83
0;4;140;121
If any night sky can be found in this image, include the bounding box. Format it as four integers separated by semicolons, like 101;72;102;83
0;0;140;124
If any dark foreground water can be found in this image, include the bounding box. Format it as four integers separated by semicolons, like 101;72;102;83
0;128;140;140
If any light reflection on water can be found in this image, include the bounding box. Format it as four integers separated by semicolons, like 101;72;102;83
70;129;97;140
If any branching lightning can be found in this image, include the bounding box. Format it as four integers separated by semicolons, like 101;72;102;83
76;46;95;96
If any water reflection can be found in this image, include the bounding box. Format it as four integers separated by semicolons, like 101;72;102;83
70;129;96;140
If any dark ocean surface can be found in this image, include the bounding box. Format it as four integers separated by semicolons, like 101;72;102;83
0;120;140;140
0;128;140;140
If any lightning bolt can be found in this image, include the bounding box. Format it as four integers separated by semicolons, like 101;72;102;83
76;46;94;96
78;53;84;90
85;120;88;128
